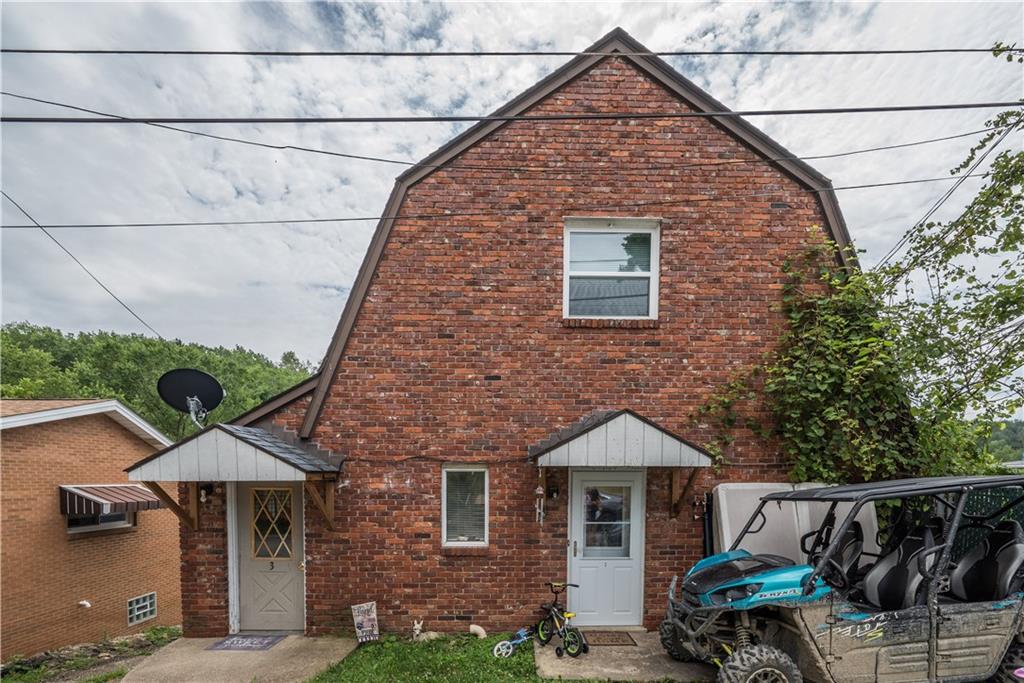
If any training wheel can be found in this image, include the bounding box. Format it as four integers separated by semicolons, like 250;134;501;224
555;646;564;658
493;641;514;658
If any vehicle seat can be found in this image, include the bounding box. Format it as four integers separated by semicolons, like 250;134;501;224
948;520;1024;602
861;521;939;610
837;522;864;578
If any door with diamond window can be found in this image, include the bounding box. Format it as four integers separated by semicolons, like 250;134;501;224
238;483;304;631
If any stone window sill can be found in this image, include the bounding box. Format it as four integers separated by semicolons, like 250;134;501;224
562;318;659;329
440;546;490;557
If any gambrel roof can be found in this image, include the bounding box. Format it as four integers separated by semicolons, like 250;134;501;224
250;27;854;439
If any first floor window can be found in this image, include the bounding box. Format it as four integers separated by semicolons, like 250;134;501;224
442;466;488;546
564;219;660;319
67;511;134;533
127;592;157;625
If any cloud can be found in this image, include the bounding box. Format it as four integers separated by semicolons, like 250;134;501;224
2;1;1021;366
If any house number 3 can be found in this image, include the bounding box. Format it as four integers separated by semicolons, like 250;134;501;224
269;561;274;570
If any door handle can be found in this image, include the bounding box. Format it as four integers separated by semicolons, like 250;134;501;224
573;541;577;557
298;561;305;572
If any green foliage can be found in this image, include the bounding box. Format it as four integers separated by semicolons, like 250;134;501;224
698;99;1024;483
1;323;311;439
307;634;602;683
989;421;1024;461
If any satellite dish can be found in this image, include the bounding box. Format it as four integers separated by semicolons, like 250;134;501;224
157;369;225;428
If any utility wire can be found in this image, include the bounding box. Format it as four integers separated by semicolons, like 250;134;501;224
874;119;1021;271
2;48;1016;57
2;101;1021;125
0;91;1002;173
0;190;163;337
0;172;990;230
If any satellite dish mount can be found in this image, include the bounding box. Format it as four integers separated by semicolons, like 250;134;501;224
158;369;226;430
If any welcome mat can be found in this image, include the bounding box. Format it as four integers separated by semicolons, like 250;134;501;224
581;631;636;646
207;634;285;651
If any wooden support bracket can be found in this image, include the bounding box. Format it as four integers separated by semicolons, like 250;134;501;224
305;480;336;531
671;468;700;518
143;481;197;530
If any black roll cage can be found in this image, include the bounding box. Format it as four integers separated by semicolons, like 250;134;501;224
728;480;1024;596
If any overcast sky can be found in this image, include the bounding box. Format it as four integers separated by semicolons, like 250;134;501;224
2;1;1022;366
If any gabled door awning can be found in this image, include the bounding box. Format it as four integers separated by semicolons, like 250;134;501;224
126;423;340;483
60;484;163;515
529;409;712;468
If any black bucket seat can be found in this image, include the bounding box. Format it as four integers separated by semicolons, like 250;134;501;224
861;521;941;610
949;519;1024;602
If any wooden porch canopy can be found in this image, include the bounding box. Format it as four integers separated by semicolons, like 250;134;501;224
125;423;342;531
528;409;712;517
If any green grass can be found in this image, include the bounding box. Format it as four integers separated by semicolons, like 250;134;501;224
81;667;128;683
308;634;593;683
0;626;181;683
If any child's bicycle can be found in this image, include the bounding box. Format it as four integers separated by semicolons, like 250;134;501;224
535;581;589;658
492;626;534;658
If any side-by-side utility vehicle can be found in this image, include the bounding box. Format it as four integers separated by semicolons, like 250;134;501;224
660;475;1024;682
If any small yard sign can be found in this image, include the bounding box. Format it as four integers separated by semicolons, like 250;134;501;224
351;601;379;643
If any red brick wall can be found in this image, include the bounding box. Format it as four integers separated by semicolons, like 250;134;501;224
176;483;229;638
185;56;832;635
1;415;182;660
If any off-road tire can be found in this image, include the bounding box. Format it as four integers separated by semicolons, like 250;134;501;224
991;642;1024;683
658;619;694;662
717;645;802;683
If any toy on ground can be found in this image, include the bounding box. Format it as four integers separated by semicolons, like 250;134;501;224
492;626;535;658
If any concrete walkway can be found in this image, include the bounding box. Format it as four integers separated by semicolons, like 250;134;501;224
123;635;356;683
534;631;714;682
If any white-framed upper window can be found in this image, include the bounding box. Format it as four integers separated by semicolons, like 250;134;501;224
127;592;157;625
563;218;660;319
67;511;135;534
441;465;488;547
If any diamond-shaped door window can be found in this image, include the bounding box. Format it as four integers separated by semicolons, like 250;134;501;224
252;489;293;559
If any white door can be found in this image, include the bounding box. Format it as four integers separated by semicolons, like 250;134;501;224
238;483;304;631
568;470;645;626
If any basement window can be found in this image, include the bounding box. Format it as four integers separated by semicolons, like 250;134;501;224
442;466;488;547
564;219;660;319
67;511;135;533
127;592;157;625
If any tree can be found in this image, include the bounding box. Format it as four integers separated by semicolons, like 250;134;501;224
700;94;1023;483
0;323;313;439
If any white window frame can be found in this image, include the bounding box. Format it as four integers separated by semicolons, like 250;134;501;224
441;465;489;547
127;591;157;625
563;218;661;320
67;511;135;534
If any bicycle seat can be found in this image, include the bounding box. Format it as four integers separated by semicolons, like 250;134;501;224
564;612;575;618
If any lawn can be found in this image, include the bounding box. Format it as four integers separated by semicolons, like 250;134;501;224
308;634;601;683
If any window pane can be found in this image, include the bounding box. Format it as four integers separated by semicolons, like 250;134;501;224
583;486;631;558
445;470;486;543
568;277;650;317
569;232;651;273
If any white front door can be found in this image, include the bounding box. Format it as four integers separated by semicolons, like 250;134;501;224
238;483;304;631
568;470;645;626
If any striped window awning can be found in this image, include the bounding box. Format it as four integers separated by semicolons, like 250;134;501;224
59;484;164;515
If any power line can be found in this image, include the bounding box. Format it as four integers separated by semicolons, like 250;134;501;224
0;91;1002;173
2;101;1020;125
0;190;164;338
2;47;1015;57
0;172;990;230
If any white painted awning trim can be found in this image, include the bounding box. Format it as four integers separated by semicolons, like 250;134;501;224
127;426;307;482
532;410;712;468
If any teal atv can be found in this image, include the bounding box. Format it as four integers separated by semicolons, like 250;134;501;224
659;476;1024;682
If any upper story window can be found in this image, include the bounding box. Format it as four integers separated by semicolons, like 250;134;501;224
563;219;660;319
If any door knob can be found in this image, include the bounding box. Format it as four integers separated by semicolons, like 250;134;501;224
298;561;305;571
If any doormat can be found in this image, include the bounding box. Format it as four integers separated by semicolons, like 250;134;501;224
207;635;285;651
581;631;636;646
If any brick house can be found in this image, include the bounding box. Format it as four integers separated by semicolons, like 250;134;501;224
1;399;182;660
126;28;852;637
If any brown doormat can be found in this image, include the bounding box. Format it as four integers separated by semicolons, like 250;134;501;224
581;631;636;646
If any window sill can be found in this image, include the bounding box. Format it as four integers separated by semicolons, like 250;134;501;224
562;318;659;329
67;525;138;540
441;546;491;557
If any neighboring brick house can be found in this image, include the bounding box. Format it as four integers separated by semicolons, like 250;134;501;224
127;28;852;637
1;399;181;660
